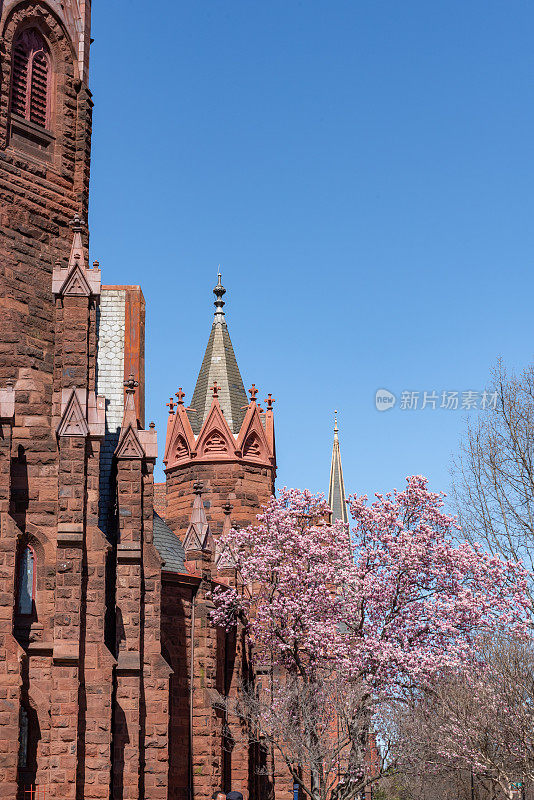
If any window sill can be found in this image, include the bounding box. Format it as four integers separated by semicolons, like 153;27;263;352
9;113;54;160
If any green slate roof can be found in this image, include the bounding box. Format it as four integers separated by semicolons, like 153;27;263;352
328;413;348;524
153;511;185;574
188;275;248;435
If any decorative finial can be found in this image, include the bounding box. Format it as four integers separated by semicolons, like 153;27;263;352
212;381;219;398
124;373;138;394
71;213;83;233
222;502;233;516
149;421;155;429
249;384;258;402
213;269;226;322
175;388;185;405
334;410;339;434
193;481;204;495
265;394;275;410
167;397;176;414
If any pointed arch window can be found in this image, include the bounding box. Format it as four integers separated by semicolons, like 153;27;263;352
11;29;51;129
18;707;29;768
17;545;35;616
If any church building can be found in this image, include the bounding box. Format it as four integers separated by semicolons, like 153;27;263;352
0;2;348;799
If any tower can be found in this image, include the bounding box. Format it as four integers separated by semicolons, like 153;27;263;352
164;274;276;537
161;273;278;800
0;4;98;798
0;0;93;388
328;411;348;523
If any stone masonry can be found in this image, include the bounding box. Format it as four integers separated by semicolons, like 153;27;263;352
0;2;293;799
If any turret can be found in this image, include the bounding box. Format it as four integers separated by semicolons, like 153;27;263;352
163;274;276;538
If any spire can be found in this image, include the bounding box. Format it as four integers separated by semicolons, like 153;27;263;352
69;213;86;269
183;482;212;553
188;272;248;435
328;410;348;524
52;213;101;297
122;373;139;429
215;502;238;571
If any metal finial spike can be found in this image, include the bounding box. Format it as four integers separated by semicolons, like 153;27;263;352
334;410;339;434
213;268;226;322
124;373;139;394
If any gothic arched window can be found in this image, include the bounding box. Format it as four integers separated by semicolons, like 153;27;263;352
11;29;51;129
18;707;29;768
17;545;35;616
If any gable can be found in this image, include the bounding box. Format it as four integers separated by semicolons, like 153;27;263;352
115;424;145;459
236;402;273;465
195;399;237;461
59;264;92;297
57;389;89;437
163;405;196;468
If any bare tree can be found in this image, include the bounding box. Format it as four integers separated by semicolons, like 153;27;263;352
221;670;386;800
386;636;534;800
453;359;534;606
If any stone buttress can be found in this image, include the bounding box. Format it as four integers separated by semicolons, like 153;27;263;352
112;375;171;800
0;0;95;792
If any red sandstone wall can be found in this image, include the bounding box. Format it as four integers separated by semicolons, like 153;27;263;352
166;462;275;539
0;3;94;798
154;481;167;519
0;1;93;389
162;580;194;800
164;457;280;800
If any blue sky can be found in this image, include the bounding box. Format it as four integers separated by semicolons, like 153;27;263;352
89;1;534;508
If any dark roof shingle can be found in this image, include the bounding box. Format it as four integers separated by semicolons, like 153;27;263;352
153;512;186;574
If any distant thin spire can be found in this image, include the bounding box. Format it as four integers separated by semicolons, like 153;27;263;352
213;268;226;323
328;410;348;524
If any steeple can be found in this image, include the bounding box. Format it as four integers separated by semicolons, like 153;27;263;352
328;411;348;524
188;272;248;435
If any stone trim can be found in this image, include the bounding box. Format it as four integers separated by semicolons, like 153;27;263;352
27;640;54;656
116;651;141;674
53;641;79;664
57;523;83;547
117;543;142;564
0;387;15;420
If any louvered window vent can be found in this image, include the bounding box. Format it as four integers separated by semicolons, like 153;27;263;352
11;29;51;129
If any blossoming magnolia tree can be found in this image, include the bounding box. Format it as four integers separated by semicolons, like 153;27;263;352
212;477;530;800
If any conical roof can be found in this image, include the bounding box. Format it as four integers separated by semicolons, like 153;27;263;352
328;411;348;524
188;274;248;435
